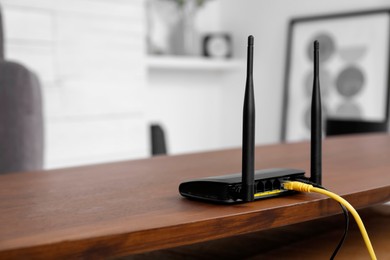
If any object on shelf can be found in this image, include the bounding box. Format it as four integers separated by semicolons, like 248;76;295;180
147;0;210;56
202;33;232;58
169;0;199;56
146;0;177;55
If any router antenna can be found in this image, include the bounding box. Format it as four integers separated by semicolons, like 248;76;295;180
310;40;322;185
242;35;255;201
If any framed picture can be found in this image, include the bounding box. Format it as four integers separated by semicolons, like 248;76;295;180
281;10;390;142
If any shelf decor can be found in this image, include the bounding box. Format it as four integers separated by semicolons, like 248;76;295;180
202;33;232;59
170;0;200;56
147;0;210;56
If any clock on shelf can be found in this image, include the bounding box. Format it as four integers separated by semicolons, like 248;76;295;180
202;34;232;59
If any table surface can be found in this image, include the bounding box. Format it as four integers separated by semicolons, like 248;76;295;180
0;134;389;259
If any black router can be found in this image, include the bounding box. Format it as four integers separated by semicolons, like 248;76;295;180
179;36;322;203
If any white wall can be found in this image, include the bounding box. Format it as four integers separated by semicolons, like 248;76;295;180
146;0;248;154
1;0;148;168
220;0;390;144
150;0;390;157
147;66;245;154
2;0;389;168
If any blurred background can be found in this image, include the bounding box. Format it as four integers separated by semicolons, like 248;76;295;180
0;0;389;171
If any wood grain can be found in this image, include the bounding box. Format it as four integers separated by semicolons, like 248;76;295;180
126;207;390;259
0;134;389;259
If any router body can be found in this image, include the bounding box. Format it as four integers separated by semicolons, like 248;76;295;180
179;168;305;204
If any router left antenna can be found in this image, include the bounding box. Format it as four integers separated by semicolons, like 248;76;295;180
241;35;255;202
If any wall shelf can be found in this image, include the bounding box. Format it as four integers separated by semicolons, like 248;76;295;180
147;56;245;71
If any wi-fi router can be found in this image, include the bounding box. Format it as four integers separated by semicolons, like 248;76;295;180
179;36;322;203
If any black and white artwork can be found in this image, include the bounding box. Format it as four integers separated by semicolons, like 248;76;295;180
282;10;390;142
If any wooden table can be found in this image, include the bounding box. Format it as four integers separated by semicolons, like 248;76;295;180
129;207;390;259
0;134;389;259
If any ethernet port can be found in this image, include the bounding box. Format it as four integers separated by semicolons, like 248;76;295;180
264;180;272;191
273;179;281;190
256;181;264;192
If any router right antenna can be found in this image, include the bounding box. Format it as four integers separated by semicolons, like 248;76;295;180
310;40;322;185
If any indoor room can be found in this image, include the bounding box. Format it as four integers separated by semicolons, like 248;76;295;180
0;0;389;259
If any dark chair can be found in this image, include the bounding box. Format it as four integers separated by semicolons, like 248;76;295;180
150;124;167;156
326;118;388;137
0;5;44;174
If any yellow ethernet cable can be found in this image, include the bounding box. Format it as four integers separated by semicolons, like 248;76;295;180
282;181;377;260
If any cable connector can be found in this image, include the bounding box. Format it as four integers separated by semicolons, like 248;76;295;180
282;181;313;192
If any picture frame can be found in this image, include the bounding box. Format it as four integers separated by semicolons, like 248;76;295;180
281;10;390;142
